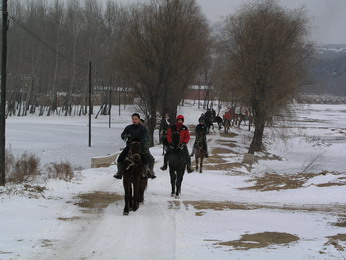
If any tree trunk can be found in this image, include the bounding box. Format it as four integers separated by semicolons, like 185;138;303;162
248;122;265;154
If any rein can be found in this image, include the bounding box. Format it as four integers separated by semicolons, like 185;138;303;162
125;142;141;171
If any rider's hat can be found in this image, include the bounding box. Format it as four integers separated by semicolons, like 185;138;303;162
176;115;184;121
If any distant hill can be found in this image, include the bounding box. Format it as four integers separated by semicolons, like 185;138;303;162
307;44;346;96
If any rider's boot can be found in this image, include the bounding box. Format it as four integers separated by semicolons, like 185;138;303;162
160;163;167;171
186;163;194;173
160;156;168;171
113;161;123;179
144;164;156;179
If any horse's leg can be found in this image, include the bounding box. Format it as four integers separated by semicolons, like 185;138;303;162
132;181;139;212
195;156;199;172
139;177;147;204
129;183;133;211
176;170;184;198
200;157;204;173
123;180;130;215
170;168;176;196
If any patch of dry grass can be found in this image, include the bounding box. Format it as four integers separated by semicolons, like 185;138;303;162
240;171;346;192
219;132;238;138
57;217;81;221
183;200;252;211
216;232;299;250
74;191;122;213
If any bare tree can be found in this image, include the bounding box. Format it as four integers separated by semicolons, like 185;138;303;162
115;0;209;146
221;0;313;154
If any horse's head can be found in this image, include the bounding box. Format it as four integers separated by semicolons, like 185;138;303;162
171;131;181;149
128;141;142;163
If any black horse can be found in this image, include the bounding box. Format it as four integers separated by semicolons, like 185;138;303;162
167;131;187;198
122;141;147;215
213;115;223;130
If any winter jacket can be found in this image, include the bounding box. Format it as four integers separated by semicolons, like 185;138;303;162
195;124;208;137
167;123;190;144
121;123;148;146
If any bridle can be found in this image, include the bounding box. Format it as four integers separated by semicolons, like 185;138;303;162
125;141;141;170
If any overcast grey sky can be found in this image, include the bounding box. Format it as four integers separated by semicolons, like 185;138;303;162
108;0;346;44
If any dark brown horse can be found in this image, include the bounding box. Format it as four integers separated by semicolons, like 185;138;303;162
122;141;147;215
193;132;207;173
223;118;230;133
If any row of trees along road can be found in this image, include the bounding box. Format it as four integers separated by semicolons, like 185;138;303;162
1;0;313;152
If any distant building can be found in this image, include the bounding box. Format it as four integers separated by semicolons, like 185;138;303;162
184;85;214;100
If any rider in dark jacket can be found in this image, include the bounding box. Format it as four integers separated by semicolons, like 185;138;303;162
160;115;194;173
113;113;156;179
191;117;209;157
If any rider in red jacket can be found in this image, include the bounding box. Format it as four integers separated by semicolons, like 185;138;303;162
160;115;194;173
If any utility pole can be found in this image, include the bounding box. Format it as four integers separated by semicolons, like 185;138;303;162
88;61;91;147
109;74;111;128
118;85;121;116
0;0;8;186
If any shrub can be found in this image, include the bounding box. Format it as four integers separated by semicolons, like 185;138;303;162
46;161;75;182
6;152;41;183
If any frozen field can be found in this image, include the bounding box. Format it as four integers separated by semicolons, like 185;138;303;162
1;103;346;260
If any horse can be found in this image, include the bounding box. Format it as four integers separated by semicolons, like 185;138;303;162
167;131;187;198
213;115;223;130
193;132;207;173
204;116;213;134
223;118;230;133
122;141;147;215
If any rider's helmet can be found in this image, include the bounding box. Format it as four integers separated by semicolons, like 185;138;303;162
176;115;184;122
199;117;205;124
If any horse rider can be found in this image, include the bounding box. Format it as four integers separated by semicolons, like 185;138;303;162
113;113;156;180
205;109;212;120
198;113;205;123
211;108;216;119
191;117;209;158
140;118;157;178
223;111;231;123
161;113;171;130
160;114;194;173
160;112;171;142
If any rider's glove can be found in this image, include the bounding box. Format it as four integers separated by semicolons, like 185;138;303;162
122;134;131;140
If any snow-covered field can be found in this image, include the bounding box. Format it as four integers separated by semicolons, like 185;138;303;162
1;103;346;260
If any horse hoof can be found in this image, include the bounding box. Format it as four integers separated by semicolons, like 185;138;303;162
175;195;180;199
123;212;129;215
170;193;175;197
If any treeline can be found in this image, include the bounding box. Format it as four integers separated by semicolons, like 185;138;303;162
4;0;128;116
1;0;313;153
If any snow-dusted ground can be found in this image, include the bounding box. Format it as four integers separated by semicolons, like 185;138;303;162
1;103;346;260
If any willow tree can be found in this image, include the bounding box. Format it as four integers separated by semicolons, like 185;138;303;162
115;0;209;146
221;0;313;154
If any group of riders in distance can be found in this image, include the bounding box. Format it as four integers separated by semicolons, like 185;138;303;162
112;108;254;214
